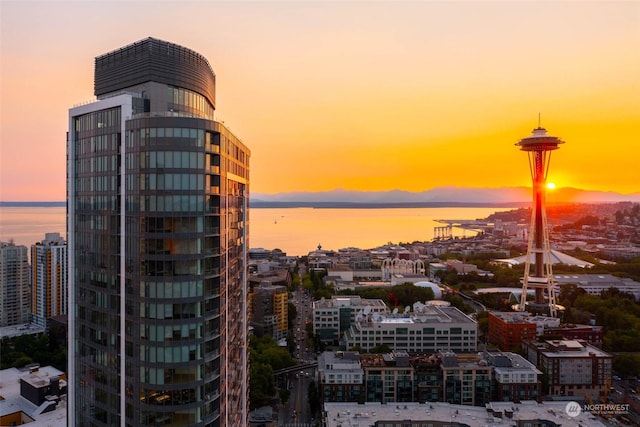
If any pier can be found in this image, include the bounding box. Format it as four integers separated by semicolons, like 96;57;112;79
433;219;490;240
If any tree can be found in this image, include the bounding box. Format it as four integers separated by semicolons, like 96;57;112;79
476;311;489;335
12;355;33;369
308;380;321;415
279;388;291;405
369;344;391;354
613;353;640;378
288;302;297;330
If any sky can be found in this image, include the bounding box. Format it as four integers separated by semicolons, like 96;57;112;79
1;0;639;201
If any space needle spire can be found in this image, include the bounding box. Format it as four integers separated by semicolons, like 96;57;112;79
515;121;564;317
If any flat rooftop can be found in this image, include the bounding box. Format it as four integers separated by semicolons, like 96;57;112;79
323;401;607;427
0;366;67;427
360;306;475;325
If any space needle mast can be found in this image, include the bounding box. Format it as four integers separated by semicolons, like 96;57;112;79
515;119;564;317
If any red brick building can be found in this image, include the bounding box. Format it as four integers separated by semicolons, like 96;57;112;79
488;312;537;352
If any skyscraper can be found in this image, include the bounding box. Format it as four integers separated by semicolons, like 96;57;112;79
31;232;68;329
67;38;250;427
0;241;31;327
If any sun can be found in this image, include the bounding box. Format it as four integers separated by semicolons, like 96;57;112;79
546;182;557;190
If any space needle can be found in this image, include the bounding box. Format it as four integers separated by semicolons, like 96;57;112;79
514;120;565;317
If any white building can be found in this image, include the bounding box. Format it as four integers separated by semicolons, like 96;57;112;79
313;296;388;343
343;306;477;353
31;233;68;329
317;351;364;402
553;274;640;300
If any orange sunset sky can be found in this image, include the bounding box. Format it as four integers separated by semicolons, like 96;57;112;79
1;1;639;201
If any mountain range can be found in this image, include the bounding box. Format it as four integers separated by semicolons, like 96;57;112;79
2;187;639;208
250;186;640;208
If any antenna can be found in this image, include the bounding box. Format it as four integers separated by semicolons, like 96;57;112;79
538;113;541;128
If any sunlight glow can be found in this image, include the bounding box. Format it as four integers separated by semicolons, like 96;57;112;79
547;182;557;190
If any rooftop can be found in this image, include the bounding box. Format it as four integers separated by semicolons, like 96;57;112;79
0;366;67;427
323;401;606;427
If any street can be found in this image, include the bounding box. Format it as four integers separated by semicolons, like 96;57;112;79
278;286;317;426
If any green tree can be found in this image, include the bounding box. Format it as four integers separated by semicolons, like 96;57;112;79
369;344;391;354
288;302;297;330
613;354;640;378
279;388;291;405
12;355;33;369
308;380;321;415
476;310;489;335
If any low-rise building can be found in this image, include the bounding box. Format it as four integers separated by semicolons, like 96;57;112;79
488;311;557;352
0;365;67;427
524;339;612;400
343;306;477;354
483;351;541;402
360;352;414;403
313;296;388;344
322;401;607;427
317;351;364;403
543;323;604;348
553;274;640;300
317;350;541;408
440;352;492;406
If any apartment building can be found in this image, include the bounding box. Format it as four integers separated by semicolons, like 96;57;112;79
313;296;388;344
343;306;477;354
317;351;364;403
68;37;249;427
0;241;30;327
249;283;288;341
524;339;612;400
31;233;67;329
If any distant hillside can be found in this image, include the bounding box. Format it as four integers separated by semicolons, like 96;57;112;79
251;186;640;207
3;187;639;208
0;201;65;207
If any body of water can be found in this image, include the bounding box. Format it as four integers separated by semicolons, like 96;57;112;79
0;206;515;256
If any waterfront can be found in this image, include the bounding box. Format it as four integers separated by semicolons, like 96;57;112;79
0;206;515;256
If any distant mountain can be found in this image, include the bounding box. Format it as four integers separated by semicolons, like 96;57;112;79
0;201;65;207
250;187;640;207
2;187;638;208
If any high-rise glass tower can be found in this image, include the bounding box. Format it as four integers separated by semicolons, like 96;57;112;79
0;241;31;327
67;38;250;427
31;232;68;329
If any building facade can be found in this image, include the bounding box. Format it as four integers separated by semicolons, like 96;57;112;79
487;311;538;352
67;38;250;427
0;241;31;327
249;283;288;341
342;307;477;354
317;351;365;403
31;233;68;329
524;339;612;400
313;296;388;344
316;350;540;408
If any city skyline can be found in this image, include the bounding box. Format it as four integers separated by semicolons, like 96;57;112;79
2;1;639;201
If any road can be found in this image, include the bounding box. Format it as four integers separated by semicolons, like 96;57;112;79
278;285;317;426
